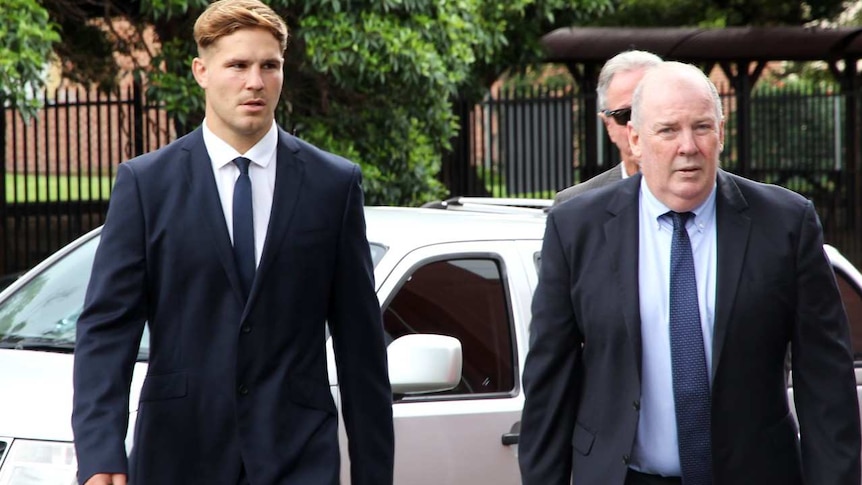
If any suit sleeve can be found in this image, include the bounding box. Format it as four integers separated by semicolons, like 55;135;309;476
327;165;394;485
72;163;148;484
519;211;583;485
791;201;861;484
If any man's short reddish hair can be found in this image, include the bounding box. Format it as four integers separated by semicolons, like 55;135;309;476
194;0;289;53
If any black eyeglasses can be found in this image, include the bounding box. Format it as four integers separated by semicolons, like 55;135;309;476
600;107;632;126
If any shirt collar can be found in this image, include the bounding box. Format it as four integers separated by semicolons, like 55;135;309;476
640;177;717;232
620;162;630;180
202;119;278;170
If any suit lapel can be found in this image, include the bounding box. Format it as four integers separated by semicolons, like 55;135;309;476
605;175;644;379
246;129;304;310
712;170;751;379
181;129;246;302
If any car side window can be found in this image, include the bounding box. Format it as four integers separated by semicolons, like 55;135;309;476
383;257;515;398
834;268;862;360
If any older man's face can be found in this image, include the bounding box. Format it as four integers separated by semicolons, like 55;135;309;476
628;70;724;212
600;68;648;169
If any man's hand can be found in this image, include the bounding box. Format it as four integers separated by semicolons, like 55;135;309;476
84;473;127;485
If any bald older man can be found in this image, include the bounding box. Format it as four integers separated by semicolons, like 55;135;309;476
520;61;860;485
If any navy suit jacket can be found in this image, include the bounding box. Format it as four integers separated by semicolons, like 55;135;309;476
520;171;860;485
72;127;394;485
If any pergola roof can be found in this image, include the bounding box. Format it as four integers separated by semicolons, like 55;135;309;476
541;26;862;64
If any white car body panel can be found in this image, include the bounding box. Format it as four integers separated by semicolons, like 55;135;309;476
0;205;859;484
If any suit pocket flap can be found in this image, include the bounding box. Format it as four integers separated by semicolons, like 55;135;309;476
572;421;596;455
288;376;336;414
140;372;187;401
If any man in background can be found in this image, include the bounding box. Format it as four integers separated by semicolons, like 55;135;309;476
554;50;662;205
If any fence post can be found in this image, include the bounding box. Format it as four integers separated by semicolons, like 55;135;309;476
133;75;145;157
568;62;599;182
0;95;6;276
846;60;862;259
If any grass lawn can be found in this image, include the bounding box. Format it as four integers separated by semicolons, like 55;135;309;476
5;174;114;203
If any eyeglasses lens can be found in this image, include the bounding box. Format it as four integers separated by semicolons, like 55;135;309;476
604;108;631;126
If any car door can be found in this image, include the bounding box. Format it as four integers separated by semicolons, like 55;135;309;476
788;247;862;431
829;255;862;424
373;240;532;485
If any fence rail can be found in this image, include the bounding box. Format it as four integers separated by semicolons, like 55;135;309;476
445;83;862;267
1;81;173;277
3;81;862;278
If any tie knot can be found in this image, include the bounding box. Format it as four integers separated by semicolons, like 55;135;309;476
234;157;251;175
669;211;693;231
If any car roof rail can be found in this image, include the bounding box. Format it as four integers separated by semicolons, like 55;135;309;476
421;197;552;214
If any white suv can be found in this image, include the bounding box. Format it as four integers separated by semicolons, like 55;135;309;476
0;204;860;484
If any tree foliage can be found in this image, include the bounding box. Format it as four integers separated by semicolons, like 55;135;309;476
1;0;60;120
36;0;846;204
36;0;611;205
136;0;611;205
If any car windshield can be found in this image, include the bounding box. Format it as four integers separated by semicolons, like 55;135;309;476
0;235;104;355
0;234;388;360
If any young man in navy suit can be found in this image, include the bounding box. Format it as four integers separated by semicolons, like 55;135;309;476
71;1;394;484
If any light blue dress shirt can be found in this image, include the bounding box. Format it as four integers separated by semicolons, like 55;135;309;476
630;179;717;477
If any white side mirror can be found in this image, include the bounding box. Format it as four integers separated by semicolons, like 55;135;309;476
387;334;462;395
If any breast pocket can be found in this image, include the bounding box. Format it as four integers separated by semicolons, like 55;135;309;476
572;421;596;456
293;227;335;245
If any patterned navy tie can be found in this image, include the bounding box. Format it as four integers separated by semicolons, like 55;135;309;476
668;211;712;485
233;157;255;300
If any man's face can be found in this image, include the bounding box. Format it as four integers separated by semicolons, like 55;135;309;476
628;71;724;212
192;27;284;153
600;68;648;168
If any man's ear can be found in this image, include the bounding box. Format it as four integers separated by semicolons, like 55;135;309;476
192;57;207;89
628;123;642;158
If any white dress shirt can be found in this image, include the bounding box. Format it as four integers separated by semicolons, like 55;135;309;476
202;120;278;267
630;179;717;476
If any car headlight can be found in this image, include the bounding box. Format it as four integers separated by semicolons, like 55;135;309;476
0;439;76;485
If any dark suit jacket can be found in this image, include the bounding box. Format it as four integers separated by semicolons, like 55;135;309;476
520;171;860;485
72;127;394;485
553;163;624;206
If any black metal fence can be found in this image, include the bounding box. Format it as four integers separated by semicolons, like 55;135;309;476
443;85;587;200
1;81;174;278
3;81;862;278
443;82;862;268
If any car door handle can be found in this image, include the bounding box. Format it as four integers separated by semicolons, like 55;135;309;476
501;432;519;446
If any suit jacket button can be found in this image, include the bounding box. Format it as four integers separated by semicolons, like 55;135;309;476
238;384;249;395
241;324;252;334
622;454;631;465
632;400;640;411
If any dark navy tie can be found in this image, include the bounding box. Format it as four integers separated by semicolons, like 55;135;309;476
668;211;712;485
233;157;255;300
